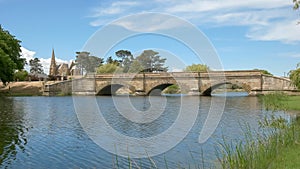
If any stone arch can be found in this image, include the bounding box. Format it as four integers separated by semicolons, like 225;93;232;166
97;83;135;95
201;81;251;96
147;83;175;96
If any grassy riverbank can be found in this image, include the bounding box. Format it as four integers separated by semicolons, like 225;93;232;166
278;96;300;111
0;81;43;96
218;93;300;169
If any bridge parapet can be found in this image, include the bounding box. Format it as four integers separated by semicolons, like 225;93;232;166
43;71;299;96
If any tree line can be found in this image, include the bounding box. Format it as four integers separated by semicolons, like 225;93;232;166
75;49;168;74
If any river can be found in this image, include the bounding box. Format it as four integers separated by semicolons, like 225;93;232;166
0;93;284;168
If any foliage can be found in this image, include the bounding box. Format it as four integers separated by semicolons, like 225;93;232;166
163;84;180;94
262;93;300;111
278;96;300;110
113;49;168;73
217;116;299;169
253;69;273;76
115;50;133;73
13;70;28;81
106;56;120;65
75;51;104;73
259;92;288;111
135;50;168;72
184;64;209;72
267;122;300;169
128;60;144;73
289;63;300;89
29;58;44;75
0;25;26;85
97;63;123;74
217;93;300;169
293;0;300;9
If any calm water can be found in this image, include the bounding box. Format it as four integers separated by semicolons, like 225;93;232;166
0;93;275;168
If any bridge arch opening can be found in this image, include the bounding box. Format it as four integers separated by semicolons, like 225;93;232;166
202;82;249;96
147;83;175;96
97;84;135;96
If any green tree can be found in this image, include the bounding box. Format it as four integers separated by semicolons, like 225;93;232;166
254;69;273;76
289;63;300;89
128;60;144;73
184;64;209;72
75;51;104;73
97;63;123;74
0;26;25;85
135;50;168;72
14;70;28;81
106;56;120;65
294;0;300;9
163;84;180;94
115;50;133;73
29;58;44;75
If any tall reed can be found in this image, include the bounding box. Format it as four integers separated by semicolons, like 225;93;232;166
216;92;300;169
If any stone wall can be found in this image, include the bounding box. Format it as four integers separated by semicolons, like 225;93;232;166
43;71;299;96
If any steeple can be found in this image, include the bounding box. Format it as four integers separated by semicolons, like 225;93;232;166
49;48;57;76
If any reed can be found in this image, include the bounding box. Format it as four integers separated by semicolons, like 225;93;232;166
217;92;300;169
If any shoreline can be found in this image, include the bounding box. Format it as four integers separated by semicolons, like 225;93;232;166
0;81;44;96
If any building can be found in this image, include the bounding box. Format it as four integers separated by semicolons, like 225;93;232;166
49;49;57;76
49;49;80;78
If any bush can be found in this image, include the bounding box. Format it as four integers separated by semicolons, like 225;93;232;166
13;70;28;81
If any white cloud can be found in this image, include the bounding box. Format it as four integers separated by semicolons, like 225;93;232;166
20;47;35;62
166;0;291;13
88;0;300;43
111;13;188;32
20;47;70;75
90;1;140;18
247;19;300;43
20;47;35;71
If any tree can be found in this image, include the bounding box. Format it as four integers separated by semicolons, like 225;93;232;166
163;84;180;94
289;63;300;89
0;26;25;85
106;56;120;65
254;69;273;76
14;70;28;81
294;0;300;9
75;51;104;74
128;60;144;73
184;64;209;72
97;63;123;74
115;50;133;73
29;58;44;75
135;50;168;72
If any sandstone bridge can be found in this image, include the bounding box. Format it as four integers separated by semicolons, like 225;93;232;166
43;70;298;96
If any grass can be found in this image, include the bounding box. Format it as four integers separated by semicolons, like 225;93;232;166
260;92;300;111
268;140;300;169
217;92;300;169
217;118;300;169
0;81;43;96
277;96;300;111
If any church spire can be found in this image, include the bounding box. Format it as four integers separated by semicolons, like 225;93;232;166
49;48;57;76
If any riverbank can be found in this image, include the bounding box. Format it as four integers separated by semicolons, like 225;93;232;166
0;81;44;96
218;94;300;169
268;95;300;168
279;96;300;111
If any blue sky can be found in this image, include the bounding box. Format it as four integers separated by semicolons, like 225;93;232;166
1;0;300;76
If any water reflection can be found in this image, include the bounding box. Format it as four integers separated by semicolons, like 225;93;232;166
0;97;27;167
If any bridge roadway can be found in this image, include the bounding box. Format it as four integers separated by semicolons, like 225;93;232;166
43;70;298;96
